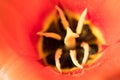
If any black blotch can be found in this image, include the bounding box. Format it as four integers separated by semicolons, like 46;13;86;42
69;18;78;32
60;48;75;69
79;24;97;42
46;21;58;33
42;37;60;53
89;44;98;54
76;46;84;64
46;53;55;66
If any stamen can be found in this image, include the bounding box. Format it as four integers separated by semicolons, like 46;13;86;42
81;42;89;65
56;5;69;30
37;32;61;40
64;27;79;48
76;8;87;34
70;50;83;68
55;48;62;72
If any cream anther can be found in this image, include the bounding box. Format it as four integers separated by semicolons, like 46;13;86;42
76;8;87;34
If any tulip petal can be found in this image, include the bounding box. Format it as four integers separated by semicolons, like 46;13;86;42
1;0;120;80
0;0;57;57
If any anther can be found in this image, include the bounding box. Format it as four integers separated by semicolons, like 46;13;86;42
81;42;89;65
64;27;79;48
56;5;69;30
70;50;83;68
55;48;62;72
37;32;61;40
76;8;87;34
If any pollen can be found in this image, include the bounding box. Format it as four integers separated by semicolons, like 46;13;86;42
37;5;106;73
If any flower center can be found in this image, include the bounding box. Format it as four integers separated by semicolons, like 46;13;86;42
37;5;105;73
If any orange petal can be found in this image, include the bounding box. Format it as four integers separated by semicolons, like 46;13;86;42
0;0;57;57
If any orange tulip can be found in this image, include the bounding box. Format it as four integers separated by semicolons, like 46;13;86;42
0;0;120;80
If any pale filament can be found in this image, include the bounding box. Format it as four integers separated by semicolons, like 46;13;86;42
56;5;69;30
37;32;61;40
55;48;62;72
76;8;87;34
64;27;79;48
70;50;83;68
81;42;89;65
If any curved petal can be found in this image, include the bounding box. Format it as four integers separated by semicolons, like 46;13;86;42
0;0;57;58
0;47;44;80
60;0;120;45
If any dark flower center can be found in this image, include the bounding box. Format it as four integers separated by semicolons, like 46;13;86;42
37;6;105;73
44;19;98;67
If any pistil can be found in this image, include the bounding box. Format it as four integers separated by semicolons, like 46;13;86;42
64;27;79;48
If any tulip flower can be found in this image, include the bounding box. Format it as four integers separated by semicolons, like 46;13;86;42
0;0;120;80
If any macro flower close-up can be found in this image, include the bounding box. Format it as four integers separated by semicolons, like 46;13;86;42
0;0;120;80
